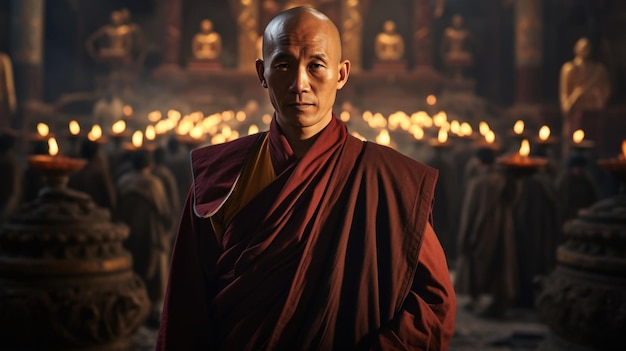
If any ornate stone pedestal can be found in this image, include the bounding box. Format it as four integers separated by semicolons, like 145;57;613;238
372;60;407;72
187;58;223;72
535;158;626;350
0;155;150;350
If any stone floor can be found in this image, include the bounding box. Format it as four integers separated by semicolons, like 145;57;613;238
133;293;549;351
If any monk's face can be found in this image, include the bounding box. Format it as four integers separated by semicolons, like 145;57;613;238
257;10;350;140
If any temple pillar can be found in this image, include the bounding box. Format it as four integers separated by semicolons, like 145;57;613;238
233;0;261;73
412;0;434;68
514;0;542;104
155;0;183;75
340;0;365;72
11;0;44;103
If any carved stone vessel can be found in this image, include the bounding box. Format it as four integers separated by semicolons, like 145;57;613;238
0;155;150;350
535;158;626;350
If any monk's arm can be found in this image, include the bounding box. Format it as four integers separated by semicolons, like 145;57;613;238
156;188;219;350
371;223;457;350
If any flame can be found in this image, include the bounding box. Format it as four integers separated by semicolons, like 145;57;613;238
112;120;126;134
460;122;473;136
519;139;530;157
409;125;424;140
87;125;102;141
132;131;143;148
148;111;162;123
189;125;204;140
123;105;133;117
479;121;490;136
48;137;59;156
340;111;350;122
69;120;80;135
572;129;585;143
513;120;524;135
426;95;437;106
37;123;49;137
485;130;495;144
376;129;391;146
538;125;550;141
433;112;447;127
236;111;247;122
145;125;156;141
167;109;182;121
450;120;460;135
622;140;626;158
262;113;272;125
437;128;448;143
248;124;259;135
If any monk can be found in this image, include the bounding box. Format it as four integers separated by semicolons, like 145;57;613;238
157;6;455;350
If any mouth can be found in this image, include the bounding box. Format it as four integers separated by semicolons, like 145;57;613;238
287;103;315;110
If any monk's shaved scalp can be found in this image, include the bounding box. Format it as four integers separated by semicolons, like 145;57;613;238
262;6;342;62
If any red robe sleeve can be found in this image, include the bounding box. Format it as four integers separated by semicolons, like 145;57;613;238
156;188;219;350
370;223;457;350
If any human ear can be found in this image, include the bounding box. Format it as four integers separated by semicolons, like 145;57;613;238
256;59;267;88
337;60;350;90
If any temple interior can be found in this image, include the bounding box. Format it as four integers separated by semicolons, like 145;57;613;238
1;0;625;350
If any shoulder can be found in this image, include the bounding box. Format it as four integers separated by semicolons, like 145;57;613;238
361;142;437;178
191;133;262;173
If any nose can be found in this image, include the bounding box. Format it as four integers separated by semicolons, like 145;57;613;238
289;65;310;94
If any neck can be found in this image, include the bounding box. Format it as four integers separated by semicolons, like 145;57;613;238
278;115;333;158
287;134;320;158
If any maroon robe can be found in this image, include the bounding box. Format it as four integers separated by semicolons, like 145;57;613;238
157;116;455;350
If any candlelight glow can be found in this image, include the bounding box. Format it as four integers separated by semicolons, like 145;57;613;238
123;105;133;117
437;128;448;143
37;123;49;137
460;122;473;137
340;111;350;122
485;130;495;144
426;95;437;106
235;111;247;122
88;125;102;141
167;109;182;121
189;125;204;140
479;121;490;136
572;129;585;143
48;137;59;156
262;113;272;125
622;140;626;158
539;125;550;141
148;111;162;123
248;124;259;135
433;112;447;127
145;125;156;141
513;120;524;135
69;120;80;135
450;120;460;135
132;131;143;148
112;120;126;134
409;125;424;140
519;139;530;157
376;129;391;146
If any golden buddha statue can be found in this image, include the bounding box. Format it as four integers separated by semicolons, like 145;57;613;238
86;10;132;60
559;37;611;116
375;20;405;61
441;14;472;63
192;19;222;60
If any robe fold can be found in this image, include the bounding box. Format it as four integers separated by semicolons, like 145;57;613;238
157;116;455;350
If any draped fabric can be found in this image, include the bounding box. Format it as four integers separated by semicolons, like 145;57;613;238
157;116;455;350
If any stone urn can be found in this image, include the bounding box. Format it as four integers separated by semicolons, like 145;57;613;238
535;155;626;350
0;152;150;350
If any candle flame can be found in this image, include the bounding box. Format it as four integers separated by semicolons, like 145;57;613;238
539;125;550;141
513;120;524;135
437;128;448;143
48;137;59;156
573;129;585;143
112;120;126;134
145;125;156;141
69;120;80;135
426;95;437;106
37;123;49;137
340;111;350;122
410;125;424;140
519;139;530;157
485;130;495;144
148;111;162;123
622;140;626;158
376;129;391;146
248;124;259;135
123;105;133;117
460;122;473;136
235;111;247;122
132;131;143;148
88;124;102;141
262;113;272;125
479;121;490;136
450;120;460;135
189;125;203;140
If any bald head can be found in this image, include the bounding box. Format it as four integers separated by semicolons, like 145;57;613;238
262;6;342;62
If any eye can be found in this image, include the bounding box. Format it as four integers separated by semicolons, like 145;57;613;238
274;63;289;71
309;63;324;70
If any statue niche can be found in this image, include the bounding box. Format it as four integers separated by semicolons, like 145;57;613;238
189;19;223;71
373;20;406;72
440;13;473;81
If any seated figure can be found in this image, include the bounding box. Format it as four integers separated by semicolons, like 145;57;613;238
440;14;473;80
192;19;222;60
189;19;223;71
373;20;406;71
86;10;132;62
